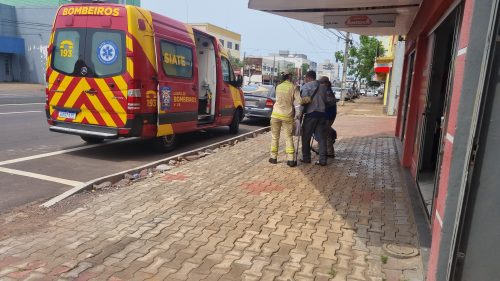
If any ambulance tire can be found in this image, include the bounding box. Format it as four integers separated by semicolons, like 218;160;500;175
155;134;176;153
229;109;241;134
81;136;104;144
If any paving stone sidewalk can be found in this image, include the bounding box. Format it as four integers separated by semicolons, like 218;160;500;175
0;100;424;281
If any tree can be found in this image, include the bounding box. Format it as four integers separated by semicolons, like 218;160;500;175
335;36;385;86
229;55;244;69
286;64;297;81
301;63;310;77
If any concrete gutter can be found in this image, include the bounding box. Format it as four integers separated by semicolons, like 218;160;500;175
41;127;270;208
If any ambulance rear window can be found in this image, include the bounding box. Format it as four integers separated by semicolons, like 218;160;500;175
53;30;81;74
51;28;125;78
90;31;125;77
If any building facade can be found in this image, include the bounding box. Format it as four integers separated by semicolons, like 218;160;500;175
317;59;340;83
374;36;405;116
244;52;318;85
0;0;140;83
190;23;241;59
250;0;500;280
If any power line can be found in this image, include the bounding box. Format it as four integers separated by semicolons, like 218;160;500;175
244;48;339;54
283;18;330;53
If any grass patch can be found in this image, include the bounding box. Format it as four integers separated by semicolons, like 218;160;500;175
381;255;388;264
329;267;337;278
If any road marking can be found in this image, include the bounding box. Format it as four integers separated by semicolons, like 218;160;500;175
0;103;44;107
0;138;133;166
0;167;82;186
0;111;42;115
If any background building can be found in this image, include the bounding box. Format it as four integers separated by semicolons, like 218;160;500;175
190;23;241;59
374;35;405;116
0;0;140;83
317;59;340;84
250;0;500;280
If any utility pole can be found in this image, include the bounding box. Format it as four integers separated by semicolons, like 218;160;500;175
272;56;276;85
340;32;350;106
243;52;247;85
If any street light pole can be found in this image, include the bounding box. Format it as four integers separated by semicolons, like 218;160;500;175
340;32;350;106
272;56;276;85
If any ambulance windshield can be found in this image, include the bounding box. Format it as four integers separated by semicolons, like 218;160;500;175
52;28;125;78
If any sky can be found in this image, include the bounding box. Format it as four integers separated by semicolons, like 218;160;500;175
141;0;351;64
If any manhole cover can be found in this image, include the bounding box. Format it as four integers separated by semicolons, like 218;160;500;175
382;243;420;258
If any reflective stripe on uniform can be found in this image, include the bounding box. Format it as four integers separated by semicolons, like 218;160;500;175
270;146;278;152
271;111;293;121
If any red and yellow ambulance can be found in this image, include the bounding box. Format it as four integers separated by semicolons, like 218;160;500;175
45;3;244;151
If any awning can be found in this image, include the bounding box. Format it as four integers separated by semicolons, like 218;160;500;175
248;0;422;35
0;36;25;55
374;62;392;73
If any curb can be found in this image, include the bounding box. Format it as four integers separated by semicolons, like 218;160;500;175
41;127;271;208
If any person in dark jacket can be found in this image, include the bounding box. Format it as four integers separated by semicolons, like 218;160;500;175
319;76;337;158
298;71;334;166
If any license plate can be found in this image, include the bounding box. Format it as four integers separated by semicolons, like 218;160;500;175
58;110;76;119
246;101;258;107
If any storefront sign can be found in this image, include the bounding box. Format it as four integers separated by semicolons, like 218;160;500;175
324;14;396;28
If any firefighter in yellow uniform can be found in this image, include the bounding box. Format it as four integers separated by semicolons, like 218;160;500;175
269;72;301;167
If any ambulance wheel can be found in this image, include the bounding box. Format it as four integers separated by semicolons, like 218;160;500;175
229;109;241;134
81;136;104;144
155;134;176;153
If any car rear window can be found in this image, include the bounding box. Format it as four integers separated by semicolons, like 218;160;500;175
243;85;274;97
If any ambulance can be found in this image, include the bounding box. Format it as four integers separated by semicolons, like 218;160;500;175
45;3;244;151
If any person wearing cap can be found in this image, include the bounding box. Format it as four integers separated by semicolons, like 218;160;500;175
269;72;301;167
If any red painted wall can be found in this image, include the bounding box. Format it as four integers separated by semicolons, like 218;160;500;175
427;0;475;278
395;0;475;280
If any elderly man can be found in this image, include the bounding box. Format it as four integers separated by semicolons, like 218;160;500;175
269;72;301;167
299;70;333;166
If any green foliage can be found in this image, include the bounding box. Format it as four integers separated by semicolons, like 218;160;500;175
381;255;389;264
329;268;337;278
229;56;244;69
301;63;310;76
335;36;385;84
286;64;297;81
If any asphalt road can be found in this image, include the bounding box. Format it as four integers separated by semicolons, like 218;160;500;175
0;85;268;213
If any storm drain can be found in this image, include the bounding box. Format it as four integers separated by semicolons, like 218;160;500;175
382;243;420;259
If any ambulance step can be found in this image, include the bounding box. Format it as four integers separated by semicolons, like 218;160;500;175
198;114;212;119
197;114;214;125
49;123;118;138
